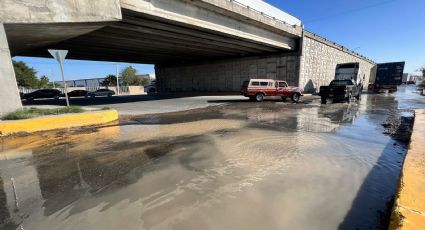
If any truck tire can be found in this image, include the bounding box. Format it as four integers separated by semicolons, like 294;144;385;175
321;97;327;104
347;93;352;104
355;93;362;101
255;93;264;102
291;93;300;103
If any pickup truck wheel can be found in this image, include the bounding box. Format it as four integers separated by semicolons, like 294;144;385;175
321;97;327;104
255;93;264;102
281;96;287;102
291;93;300;103
347;94;352;104
355;93;362;101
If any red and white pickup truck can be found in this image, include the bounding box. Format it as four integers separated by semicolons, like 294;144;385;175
241;79;303;102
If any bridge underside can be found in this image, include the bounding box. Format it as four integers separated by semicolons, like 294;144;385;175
6;9;296;65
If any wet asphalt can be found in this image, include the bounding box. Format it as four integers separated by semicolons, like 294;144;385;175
1;85;424;230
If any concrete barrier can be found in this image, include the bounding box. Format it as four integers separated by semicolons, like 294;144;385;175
0;110;118;136
390;109;425;230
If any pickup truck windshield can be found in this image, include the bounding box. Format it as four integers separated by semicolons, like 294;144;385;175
330;80;353;86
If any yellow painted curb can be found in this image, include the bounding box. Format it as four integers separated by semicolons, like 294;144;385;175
390;109;425;230
0;110;119;136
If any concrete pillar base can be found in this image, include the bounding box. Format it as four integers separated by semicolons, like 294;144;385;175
0;24;22;114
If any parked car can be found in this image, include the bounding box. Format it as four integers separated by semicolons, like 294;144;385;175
241;79;303;102
86;89;115;98
319;79;362;104
23;89;62;101
66;90;88;98
144;81;157;94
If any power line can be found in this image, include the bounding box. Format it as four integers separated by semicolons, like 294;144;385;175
304;0;398;24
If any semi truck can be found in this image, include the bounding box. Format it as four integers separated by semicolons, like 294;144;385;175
372;62;405;93
334;63;362;84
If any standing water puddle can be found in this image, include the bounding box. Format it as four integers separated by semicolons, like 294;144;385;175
1;89;421;230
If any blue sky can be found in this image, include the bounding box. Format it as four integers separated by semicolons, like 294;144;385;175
13;0;425;82
271;0;425;74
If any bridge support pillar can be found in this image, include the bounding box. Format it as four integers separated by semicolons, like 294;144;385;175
0;23;22;114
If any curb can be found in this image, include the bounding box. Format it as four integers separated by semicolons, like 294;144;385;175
0;110;119;136
390;109;425;230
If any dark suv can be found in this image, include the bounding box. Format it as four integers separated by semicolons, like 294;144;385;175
23;89;62;101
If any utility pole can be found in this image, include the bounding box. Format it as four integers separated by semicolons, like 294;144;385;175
49;69;55;88
116;64;120;95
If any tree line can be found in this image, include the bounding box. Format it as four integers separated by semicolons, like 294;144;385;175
13;61;52;88
13;61;151;88
100;66;151;87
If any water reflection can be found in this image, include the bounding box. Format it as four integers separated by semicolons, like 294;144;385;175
0;92;420;230
0;176;17;230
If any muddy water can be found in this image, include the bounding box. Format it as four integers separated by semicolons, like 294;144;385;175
0;86;423;230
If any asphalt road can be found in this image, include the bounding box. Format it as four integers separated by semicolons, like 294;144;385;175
23;94;316;115
2;85;423;230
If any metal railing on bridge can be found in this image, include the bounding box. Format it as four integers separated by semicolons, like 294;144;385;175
227;0;299;28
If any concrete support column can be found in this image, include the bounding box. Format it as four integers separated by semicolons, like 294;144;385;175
0;23;22;114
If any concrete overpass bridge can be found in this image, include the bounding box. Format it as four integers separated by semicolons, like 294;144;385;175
0;0;304;113
3;0;302;63
0;0;375;114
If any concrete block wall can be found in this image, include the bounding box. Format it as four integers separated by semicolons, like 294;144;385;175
300;32;376;93
0;24;22;114
156;53;300;92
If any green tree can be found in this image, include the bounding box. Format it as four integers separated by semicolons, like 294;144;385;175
46;82;56;88
13;60;39;88
38;75;50;88
120;66;140;86
100;75;117;87
139;75;150;86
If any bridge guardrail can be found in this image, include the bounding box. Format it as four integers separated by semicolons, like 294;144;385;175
228;0;298;28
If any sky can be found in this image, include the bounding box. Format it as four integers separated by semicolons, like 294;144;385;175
13;0;425;82
269;0;425;74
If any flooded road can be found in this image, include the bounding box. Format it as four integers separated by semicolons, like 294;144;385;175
1;86;423;230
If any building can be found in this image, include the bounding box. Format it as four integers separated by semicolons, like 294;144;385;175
54;74;151;88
